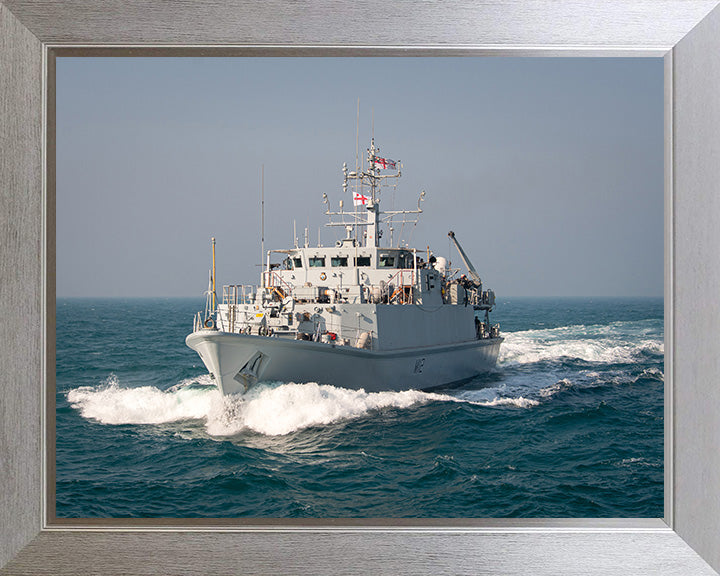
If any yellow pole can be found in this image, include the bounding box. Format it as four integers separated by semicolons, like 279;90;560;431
212;237;216;310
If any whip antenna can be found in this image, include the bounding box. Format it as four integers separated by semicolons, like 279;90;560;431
260;165;265;288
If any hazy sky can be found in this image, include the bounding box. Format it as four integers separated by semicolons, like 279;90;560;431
56;57;663;298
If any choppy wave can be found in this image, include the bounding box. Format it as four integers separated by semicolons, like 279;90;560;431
466;395;539;408
537;379;575;398
67;376;537;437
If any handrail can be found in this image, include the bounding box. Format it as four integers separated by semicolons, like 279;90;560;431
265;270;294;294
196;303;376;349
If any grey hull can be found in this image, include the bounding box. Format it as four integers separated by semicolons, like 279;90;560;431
186;330;503;395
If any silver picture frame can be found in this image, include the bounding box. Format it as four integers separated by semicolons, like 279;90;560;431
2;1;720;574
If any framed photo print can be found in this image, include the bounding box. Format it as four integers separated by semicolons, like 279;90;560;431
2;1;720;574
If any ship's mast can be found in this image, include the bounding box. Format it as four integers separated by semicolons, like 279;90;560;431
365;139;380;248
330;137;422;248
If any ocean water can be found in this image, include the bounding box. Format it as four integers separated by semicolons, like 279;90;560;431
56;297;663;518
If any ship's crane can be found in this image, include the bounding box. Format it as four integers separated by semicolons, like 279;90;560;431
447;230;482;288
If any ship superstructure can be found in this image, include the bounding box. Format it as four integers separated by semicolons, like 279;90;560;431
187;139;502;395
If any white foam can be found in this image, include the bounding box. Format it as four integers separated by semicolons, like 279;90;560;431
499;322;663;367
444;385;540;408
637;367;664;381
615;457;658;468
467;396;539;408
537;379;574;398
68;377;538;437
206;383;448;436
67;374;219;425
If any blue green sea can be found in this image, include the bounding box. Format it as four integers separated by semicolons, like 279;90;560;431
55;297;663;518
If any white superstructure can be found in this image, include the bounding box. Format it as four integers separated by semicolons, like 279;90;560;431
187;139;502;395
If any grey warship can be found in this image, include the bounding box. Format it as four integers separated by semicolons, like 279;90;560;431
186;139;502;395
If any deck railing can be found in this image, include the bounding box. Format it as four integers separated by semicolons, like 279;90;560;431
208;306;376;349
223;284;256;305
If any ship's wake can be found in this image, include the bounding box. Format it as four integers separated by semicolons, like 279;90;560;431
499;320;663;366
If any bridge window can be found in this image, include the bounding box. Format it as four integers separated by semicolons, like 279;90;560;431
398;252;412;268
378;254;396;268
331;256;348;267
293;257;302;268
309;257;325;267
355;256;371;266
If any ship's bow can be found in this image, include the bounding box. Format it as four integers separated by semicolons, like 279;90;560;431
186;331;266;396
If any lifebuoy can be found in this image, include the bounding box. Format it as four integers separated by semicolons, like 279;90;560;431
320;272;327;281
204;318;215;329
